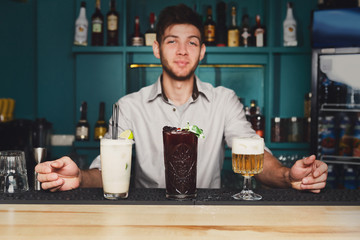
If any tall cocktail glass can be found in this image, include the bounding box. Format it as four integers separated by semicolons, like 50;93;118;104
100;138;133;200
163;126;198;200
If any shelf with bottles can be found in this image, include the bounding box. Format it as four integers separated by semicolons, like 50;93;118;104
73;0;315;52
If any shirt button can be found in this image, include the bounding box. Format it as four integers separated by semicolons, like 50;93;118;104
173;108;176;112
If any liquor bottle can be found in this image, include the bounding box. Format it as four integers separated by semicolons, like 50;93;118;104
74;1;88;46
75;102;89;141
271;117;282;142
283;2;298;47
204;6;216;46
215;1;227;47
304;92;312;118
91;0;104;46
249;99;257;115
253;14;266;47
352;116;360;157
131;16;144;46
240;14;251;47
250;106;265;138
94;102;108;140
145;13;156;46
227;6;239;47
106;0;119;46
245;106;250;121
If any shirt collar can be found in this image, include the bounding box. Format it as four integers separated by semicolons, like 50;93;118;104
147;75;211;103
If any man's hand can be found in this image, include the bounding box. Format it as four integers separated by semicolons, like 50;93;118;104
35;156;81;192
289;155;328;193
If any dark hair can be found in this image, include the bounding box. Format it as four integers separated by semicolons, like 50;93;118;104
156;4;204;45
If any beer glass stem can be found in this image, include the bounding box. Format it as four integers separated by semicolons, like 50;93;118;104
243;176;252;192
232;176;262;201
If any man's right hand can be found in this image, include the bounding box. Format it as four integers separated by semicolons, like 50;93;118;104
35;156;81;192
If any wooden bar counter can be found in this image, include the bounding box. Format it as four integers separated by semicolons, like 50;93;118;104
1;188;360;239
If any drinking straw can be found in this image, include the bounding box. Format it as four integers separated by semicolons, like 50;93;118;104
112;104;116;139
114;104;119;139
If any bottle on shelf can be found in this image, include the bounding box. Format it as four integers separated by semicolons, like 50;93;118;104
94;102;108;140
248;100;265;138
131;16;144;46
145;13;156;46
271;117;287;142
304;92;312;118
74;1;88;46
91;0;104;46
320;115;336;155
319;75;333;107
215;1;227;47
353;115;360;157
250;106;265;138
249;99;257;115
288;116;302;142
252;14;266;47
204;6;216;46
331;81;347;105
106;0;119;46
75;101;89;141
227;6;239;47
283;2;298;47
240;14;251;47
245;106;250;121
338;114;353;156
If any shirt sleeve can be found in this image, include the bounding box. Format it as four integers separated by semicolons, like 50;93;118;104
223;89;258;148
223;90;272;154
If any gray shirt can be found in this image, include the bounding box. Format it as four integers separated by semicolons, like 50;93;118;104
90;76;257;188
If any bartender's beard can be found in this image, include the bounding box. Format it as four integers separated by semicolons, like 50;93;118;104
160;55;199;81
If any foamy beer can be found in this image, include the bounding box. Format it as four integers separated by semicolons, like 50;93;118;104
232;138;264;177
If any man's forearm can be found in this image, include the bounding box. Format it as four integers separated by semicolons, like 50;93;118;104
255;151;292;189
79;169;103;188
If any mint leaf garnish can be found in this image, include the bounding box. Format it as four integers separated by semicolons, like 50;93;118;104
182;121;205;138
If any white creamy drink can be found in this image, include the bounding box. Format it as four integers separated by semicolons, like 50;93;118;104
100;138;133;199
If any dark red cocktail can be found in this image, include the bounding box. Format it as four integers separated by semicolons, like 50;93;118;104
163;126;198;200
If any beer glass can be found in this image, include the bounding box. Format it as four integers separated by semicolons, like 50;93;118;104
232;137;264;200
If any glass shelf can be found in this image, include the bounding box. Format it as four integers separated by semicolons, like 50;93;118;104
320;155;360;165
320;103;360;113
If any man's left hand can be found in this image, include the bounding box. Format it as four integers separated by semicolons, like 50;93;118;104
289;155;328;193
